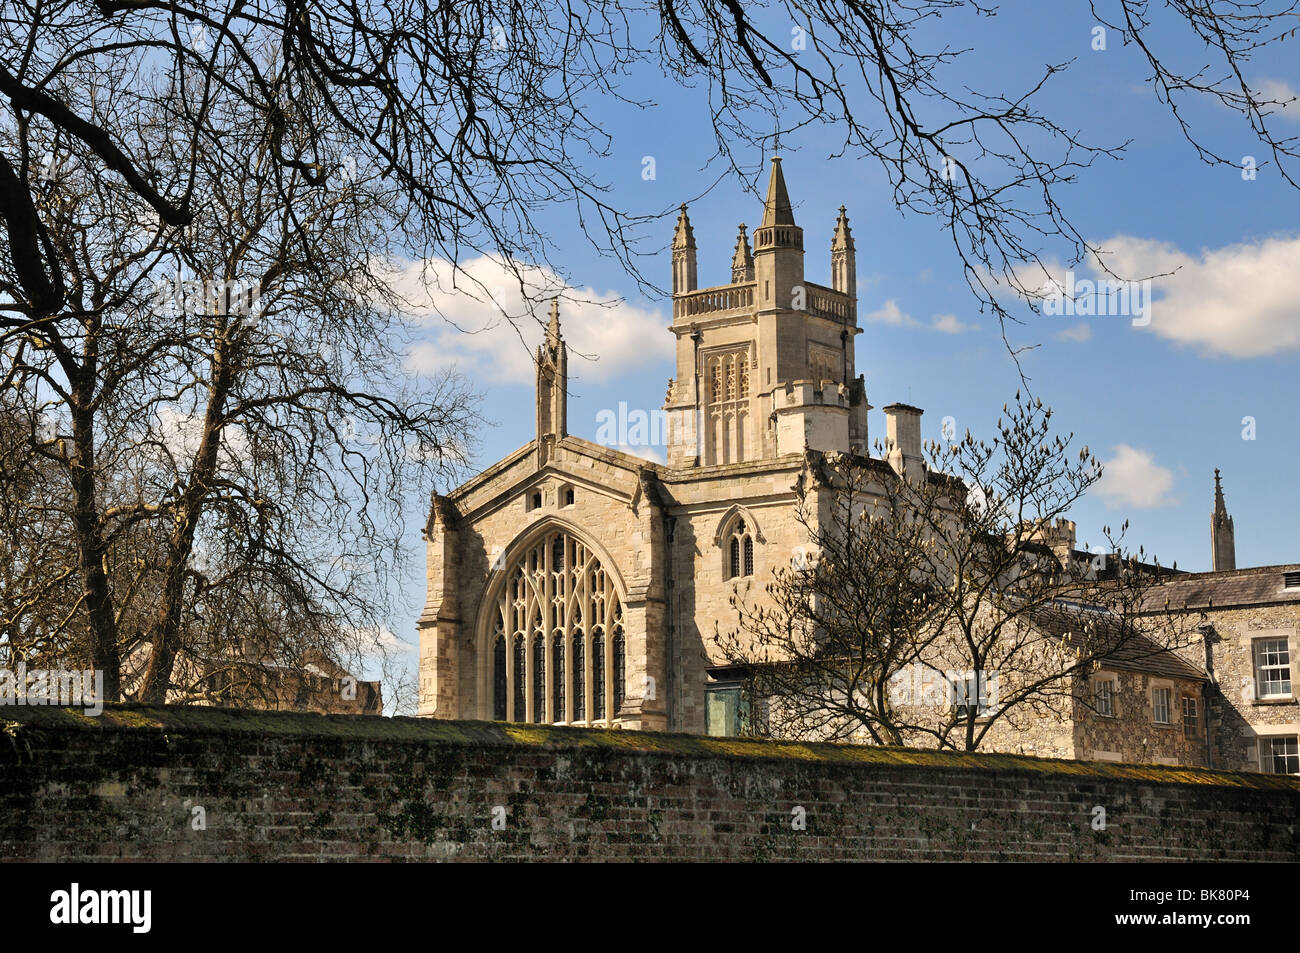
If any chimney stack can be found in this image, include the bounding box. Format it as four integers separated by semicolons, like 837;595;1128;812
883;403;924;479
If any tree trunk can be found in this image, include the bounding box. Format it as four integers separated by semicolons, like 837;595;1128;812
137;333;237;704
68;376;121;700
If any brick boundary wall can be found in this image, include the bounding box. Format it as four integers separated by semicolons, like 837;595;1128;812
1;705;1298;861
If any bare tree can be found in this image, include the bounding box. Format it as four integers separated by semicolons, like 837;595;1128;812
2;2;1292;703
718;394;1198;750
0;80;476;701
3;2;1296;342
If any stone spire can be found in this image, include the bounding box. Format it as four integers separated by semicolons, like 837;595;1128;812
753;157;805;314
536;298;567;465
1212;468;1236;571
830;205;856;300
760;156;796;227
731;223;754;283
672;204;697;295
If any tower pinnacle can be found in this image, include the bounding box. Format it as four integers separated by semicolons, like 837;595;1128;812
760;157;796;227
536;298;567;464
1211;468;1236;572
672;204;698;294
731;224;754;283
831;205;856;300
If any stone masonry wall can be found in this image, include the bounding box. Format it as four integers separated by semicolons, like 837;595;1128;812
2;705;1297;862
1188;604;1300;773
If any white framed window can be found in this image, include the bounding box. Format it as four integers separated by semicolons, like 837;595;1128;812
1152;686;1171;725
1094;677;1115;717
1261;735;1300;775
1182;695;1198;739
1254;637;1292;698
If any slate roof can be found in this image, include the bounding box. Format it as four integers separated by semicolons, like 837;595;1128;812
1029;601;1207;682
1138;564;1300;612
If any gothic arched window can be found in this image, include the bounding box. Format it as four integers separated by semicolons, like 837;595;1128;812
727;519;755;579
489;529;622;725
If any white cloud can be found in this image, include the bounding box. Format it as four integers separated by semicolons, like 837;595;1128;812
865;299;920;327
373;626;416;657
1095;444;1177;509
1251;78;1298;122
1096;234;1300;357
1056;322;1092;343
866;300;978;334
392;255;673;385
153;406;250;468
931;313;978;334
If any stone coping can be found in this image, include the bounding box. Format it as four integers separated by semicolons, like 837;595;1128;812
5;703;1300;793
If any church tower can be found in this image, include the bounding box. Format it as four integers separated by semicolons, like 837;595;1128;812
664;158;869;467
536;299;567;467
1212;468;1236;572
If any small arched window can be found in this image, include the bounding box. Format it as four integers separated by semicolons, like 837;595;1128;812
727;519;755;579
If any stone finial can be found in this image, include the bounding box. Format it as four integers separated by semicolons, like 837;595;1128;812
832;205;854;252
545;297;562;352
731;223;754;283
672;204;696;249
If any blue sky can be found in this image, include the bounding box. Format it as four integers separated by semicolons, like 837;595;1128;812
386;1;1300;667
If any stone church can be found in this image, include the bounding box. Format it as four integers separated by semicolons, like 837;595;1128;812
418;157;922;735
418;159;1300;776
